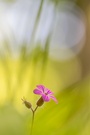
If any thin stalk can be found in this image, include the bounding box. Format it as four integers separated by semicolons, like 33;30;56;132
30;106;38;135
30;112;35;135
34;106;38;112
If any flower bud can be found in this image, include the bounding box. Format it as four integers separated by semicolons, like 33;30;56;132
36;97;44;107
22;98;32;109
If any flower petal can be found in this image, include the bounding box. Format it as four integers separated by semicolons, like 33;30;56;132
49;95;58;103
42;94;50;102
44;88;53;95
36;85;45;92
47;90;53;95
33;89;43;95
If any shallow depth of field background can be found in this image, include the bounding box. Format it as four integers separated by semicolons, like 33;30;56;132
0;0;90;135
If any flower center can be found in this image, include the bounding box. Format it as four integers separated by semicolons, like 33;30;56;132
45;92;48;95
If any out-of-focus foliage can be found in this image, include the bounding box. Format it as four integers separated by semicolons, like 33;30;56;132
0;0;90;135
0;76;90;135
0;43;90;135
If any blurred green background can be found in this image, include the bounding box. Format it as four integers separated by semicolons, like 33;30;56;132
0;0;90;135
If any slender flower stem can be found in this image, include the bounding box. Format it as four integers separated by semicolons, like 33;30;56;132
30;106;38;135
30;107;34;113
34;106;38;112
30;112;35;135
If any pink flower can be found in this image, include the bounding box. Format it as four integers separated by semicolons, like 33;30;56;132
33;85;58;103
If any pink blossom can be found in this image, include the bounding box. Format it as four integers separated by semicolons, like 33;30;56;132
33;85;58;103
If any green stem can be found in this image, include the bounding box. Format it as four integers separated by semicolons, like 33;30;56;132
34;106;38;112
30;106;38;135
30;112;35;135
